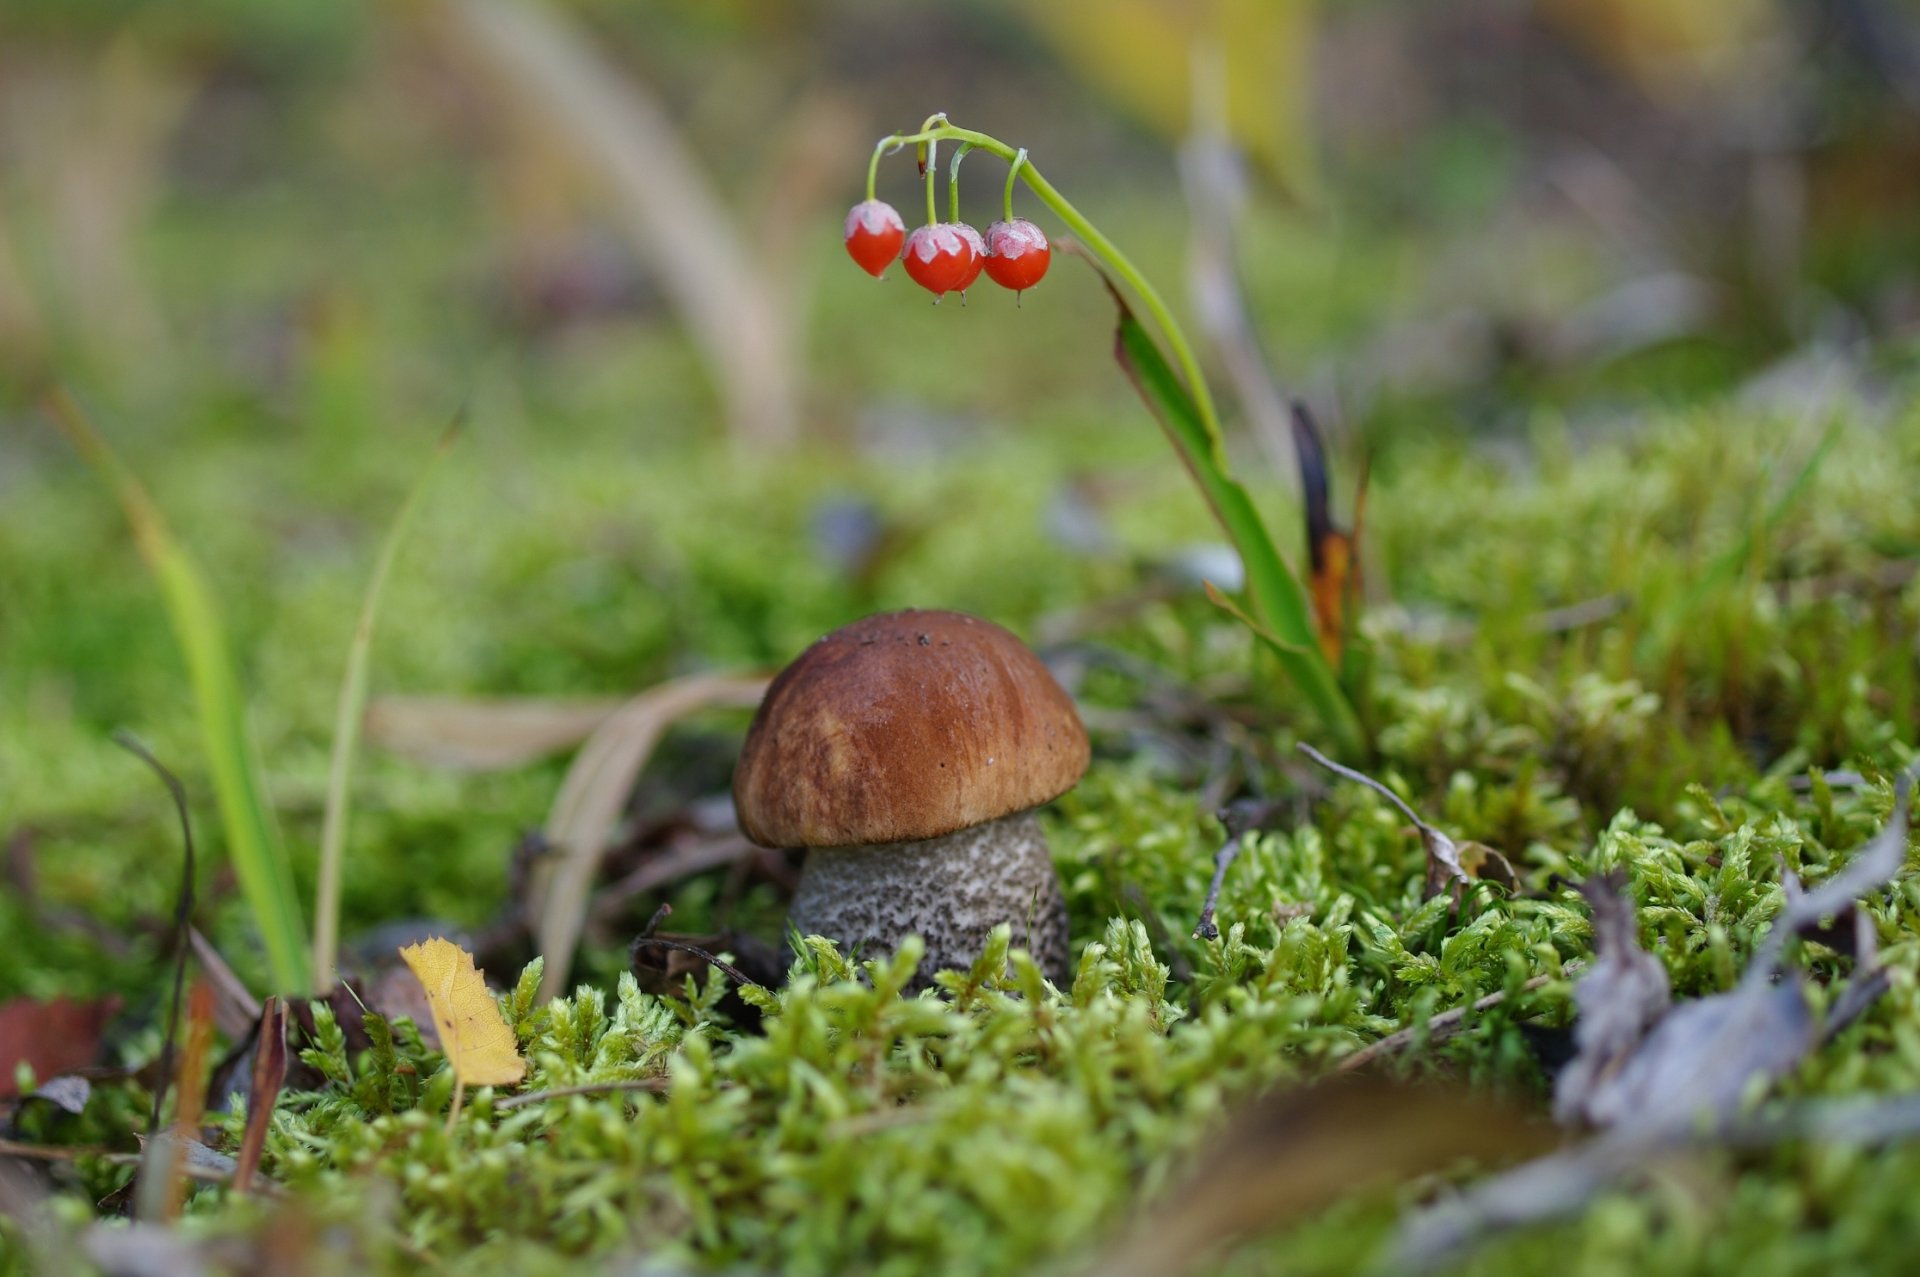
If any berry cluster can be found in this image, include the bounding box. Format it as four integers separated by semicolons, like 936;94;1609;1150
843;135;1051;303
847;204;1052;301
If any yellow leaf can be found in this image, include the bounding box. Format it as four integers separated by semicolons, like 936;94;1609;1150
397;938;527;1087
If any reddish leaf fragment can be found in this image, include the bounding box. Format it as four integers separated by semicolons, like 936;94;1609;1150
0;996;122;1099
1291;403;1364;664
233;998;289;1195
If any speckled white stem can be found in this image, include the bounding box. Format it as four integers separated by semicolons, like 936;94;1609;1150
787;810;1070;988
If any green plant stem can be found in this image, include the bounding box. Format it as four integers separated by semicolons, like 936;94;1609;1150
48;390;313;992
868;123;1362;753
312;421;458;990
947;143;971;223
924;137;938;227
882;126;1228;459
1003;149;1027;223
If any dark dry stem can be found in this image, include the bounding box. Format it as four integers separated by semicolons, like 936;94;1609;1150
1298;742;1427;834
641;902;672;939
628;936;765;990
1194;799;1289;941
232;998;289;1195
1336;970;1571;1073
1194;835;1246;943
110;731;194;1141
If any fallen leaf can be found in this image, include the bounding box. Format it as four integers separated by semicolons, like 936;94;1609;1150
0;996;122;1099
1291;402;1363;666
1552;873;1671;1125
364;694;624;771
19;1076;92;1117
397;937;526;1087
1087;1076;1554;1277
1391;770;1916;1269
233;998;289;1194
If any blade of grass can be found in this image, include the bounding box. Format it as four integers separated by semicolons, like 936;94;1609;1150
47;390;311;994
312;419;460;989
1109;288;1363;755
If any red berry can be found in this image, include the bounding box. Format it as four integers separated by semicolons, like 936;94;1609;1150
844;200;905;277
984;219;1050;294
901;223;980;298
952;223;987;295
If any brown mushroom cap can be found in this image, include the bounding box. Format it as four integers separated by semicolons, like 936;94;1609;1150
732;609;1090;848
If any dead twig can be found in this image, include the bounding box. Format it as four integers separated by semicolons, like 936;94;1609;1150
1298;743;1471;897
1337;969;1574;1073
110;731;194;1141
627;937;764;991
496;1077;670;1111
588;833;758;926
1193;799;1287;942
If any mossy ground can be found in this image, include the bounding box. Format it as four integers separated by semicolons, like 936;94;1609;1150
7;386;1920;1274
5;31;1920;1265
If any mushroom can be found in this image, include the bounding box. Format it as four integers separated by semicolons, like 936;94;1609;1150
732;609;1089;986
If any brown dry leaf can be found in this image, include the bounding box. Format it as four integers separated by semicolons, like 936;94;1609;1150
1290;403;1362;666
364;694;622;771
1088;1076;1554;1277
532;672;769;1000
397;938;526;1087
1552;873;1671;1125
0;995;122;1099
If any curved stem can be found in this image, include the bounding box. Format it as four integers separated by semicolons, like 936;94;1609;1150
947;142;972;224
923;137;938;227
893;125;1228;474
1003;149;1027;223
864;121;1361;753
866;138;892;203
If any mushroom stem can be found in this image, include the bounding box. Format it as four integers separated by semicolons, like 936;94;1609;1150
787;810;1069;988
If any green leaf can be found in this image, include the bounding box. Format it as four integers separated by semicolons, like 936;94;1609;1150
312;417;459;988
49;390;313;994
1107;289;1363;755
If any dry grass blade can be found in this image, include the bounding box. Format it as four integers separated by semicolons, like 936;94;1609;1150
1087;1076;1554;1277
533;673;768;999
364;694;623;770
430;0;798;447
232;997;288;1195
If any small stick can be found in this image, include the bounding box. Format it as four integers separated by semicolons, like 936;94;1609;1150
1298;742;1425;831
1298;743;1472;897
1193;833;1247;942
496;1077;671;1111
628;936;765;990
111;731;194;1139
1336;968;1575;1073
1194;798;1288;941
